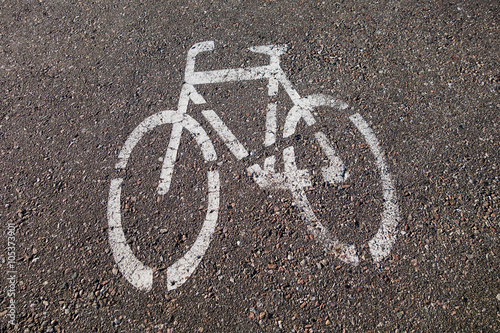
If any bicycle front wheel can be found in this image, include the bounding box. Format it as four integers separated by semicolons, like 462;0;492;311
107;110;220;291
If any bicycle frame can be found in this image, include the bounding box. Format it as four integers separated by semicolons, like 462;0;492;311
157;41;348;195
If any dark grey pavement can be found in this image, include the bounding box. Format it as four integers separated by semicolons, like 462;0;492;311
1;1;499;332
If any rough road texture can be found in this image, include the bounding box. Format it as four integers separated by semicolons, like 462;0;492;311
1;0;498;332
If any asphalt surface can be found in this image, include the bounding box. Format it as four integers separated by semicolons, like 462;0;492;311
1;0;499;332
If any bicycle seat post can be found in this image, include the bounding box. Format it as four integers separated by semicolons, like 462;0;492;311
249;45;287;98
248;44;288;147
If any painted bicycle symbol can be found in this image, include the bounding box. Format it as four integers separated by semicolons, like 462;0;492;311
107;41;400;291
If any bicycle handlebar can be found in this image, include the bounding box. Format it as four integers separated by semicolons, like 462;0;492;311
184;41;287;86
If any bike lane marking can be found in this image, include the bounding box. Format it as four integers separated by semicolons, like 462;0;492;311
167;170;220;290
108;178;154;291
264;102;277;147
283;94;348;138
108;41;400;292
349;113;400;262
109;110;221;291
314;131;350;184
202;109;249;160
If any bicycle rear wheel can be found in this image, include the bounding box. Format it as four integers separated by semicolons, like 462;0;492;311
283;95;400;265
107;111;220;291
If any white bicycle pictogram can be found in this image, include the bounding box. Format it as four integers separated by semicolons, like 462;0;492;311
107;41;400;291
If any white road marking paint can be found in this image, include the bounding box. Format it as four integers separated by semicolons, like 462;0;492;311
247;156;283;189
283;147;359;265
290;186;360;265
115;111;183;170
282;147;313;190
267;77;279;96
247;147;359;265
248;44;287;97
185;41;215;76
283;94;348;138
180;115;218;162
248;44;288;57
314;131;350;183
109;109;220;291
155;85;209;194
283;102;316;138
187;66;272;85
157;122;182;195
158;113;217;194
185;43;289;90
349;113;400;262
265;102;277;147
109;41;401;292
246;148;311;191
167;170;220;290
202;110;249;160
182;84;206;107
108;178;153;291
114;110;216;195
